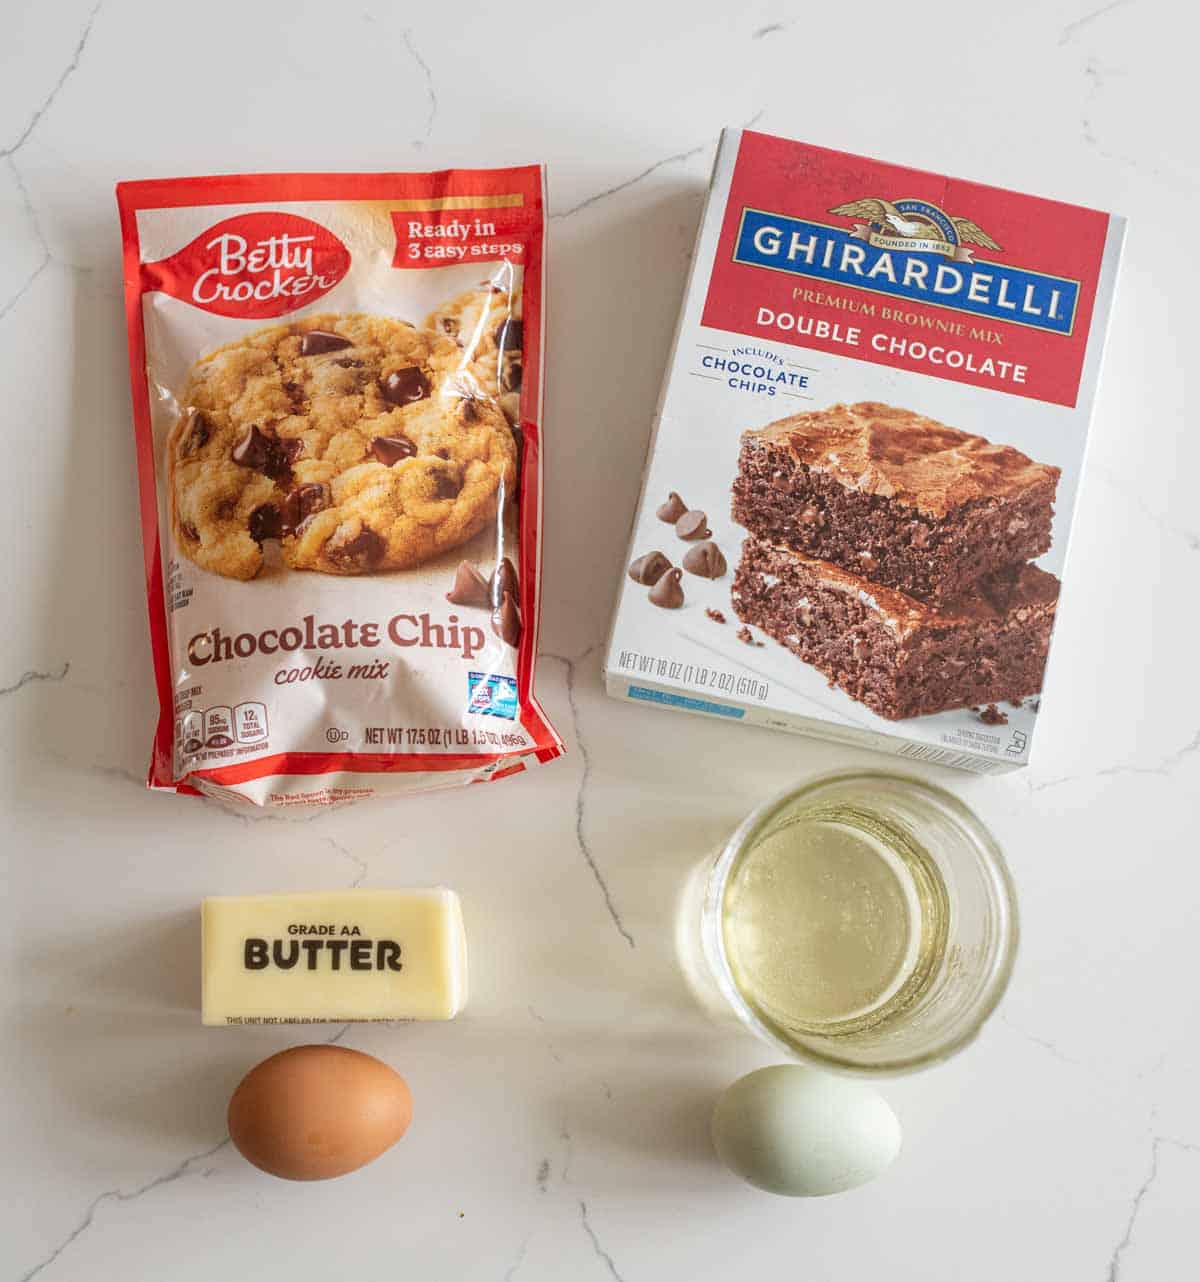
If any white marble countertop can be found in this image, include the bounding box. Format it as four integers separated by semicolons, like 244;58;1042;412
2;1;1197;1278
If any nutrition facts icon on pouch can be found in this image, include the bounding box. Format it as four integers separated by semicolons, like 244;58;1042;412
204;706;235;748
234;702;269;745
180;710;204;754
177;702;270;759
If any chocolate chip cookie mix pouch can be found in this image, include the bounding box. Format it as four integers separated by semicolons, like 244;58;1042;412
117;168;562;806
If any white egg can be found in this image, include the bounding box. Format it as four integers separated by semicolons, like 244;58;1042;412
711;1065;901;1196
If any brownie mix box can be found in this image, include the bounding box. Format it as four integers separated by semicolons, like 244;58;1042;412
604;129;1125;773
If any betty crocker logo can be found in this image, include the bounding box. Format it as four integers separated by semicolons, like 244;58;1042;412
140;212;350;318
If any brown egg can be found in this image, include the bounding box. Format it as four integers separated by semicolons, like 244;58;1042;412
228;1045;413;1181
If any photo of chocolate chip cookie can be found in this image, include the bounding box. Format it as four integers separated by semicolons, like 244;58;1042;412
168;313;517;580
425;283;523;425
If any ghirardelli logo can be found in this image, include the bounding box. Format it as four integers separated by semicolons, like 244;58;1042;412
828;197;1001;264
734;197;1077;335
140;212;351;318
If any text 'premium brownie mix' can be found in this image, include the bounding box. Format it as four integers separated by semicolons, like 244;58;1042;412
119;169;561;806
605;130;1124;772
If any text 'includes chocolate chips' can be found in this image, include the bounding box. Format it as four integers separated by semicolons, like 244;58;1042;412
628;551;672;585
674;510;710;541
492;591;521;646
682;541;727;578
371;435;417;466
447;561;490;606
656;492;688;523
491;557;518;609
300;329;352;355
380;366;431;406
649;568;685;609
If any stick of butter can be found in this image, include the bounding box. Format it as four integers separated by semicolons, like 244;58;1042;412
201;889;468;1025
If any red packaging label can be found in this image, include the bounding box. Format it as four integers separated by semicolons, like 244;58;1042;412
702;132;1112;407
390;201;541;269
141;212;352;318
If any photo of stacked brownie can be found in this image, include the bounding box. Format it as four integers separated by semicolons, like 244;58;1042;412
729;401;1062;721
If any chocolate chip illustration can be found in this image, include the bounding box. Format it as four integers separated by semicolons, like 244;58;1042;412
447;561;490;606
231;425;299;480
440;316;460;339
300;329;352;355
428;470;460;500
495;318;522;351
370;435;417;466
231;424;274;471
674;510;710;541
325;524;385;571
177;409;211;458
380;366;430;406
656;492;688;523
333;357;364;369
648;567;684;609
277;436;304;467
460;395;486;424
180;521;200;542
280;482;330;534
249;504;282;543
682;541;727;579
491;557;518;608
492;590;522;646
501;357;522;393
628;551;672;585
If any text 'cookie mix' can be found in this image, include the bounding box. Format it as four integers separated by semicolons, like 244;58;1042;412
604;128;1125;773
117;168;561;806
